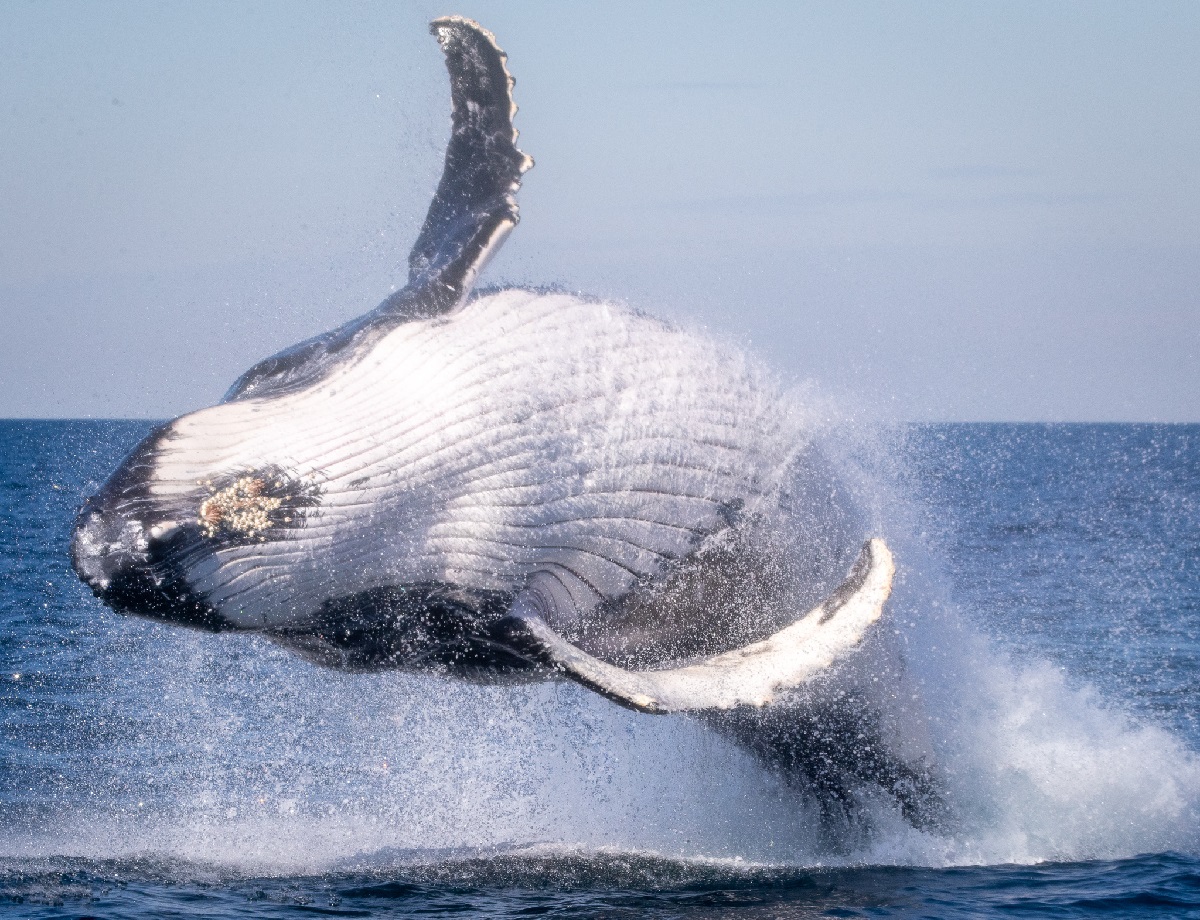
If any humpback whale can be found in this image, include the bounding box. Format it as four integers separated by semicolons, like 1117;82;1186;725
71;17;934;822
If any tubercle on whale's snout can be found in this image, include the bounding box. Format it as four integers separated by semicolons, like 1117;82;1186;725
192;467;322;546
70;421;170;592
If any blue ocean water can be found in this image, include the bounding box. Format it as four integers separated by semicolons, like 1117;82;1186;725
1;420;1197;918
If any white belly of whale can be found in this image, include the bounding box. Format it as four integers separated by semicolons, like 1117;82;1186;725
148;290;813;630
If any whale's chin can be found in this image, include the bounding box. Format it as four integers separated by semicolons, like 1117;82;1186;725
71;507;230;632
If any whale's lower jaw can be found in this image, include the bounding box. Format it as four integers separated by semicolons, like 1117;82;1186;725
91;565;230;633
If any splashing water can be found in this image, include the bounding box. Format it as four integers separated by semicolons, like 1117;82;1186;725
1;414;1198;893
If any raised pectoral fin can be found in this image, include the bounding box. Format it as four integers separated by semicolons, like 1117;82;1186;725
503;539;895;714
405;17;533;313
222;17;531;403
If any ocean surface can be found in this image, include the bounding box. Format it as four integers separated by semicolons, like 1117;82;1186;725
1;420;1197;918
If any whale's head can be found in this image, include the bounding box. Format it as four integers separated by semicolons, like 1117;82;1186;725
70;409;326;632
71;14;532;637
71;419;224;629
69;295;485;639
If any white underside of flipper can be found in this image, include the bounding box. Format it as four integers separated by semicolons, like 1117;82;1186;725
507;538;895;713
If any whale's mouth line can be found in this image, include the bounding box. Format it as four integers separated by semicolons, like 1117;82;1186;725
73;536;892;694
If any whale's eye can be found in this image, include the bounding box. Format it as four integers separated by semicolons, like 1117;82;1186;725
196;468;320;543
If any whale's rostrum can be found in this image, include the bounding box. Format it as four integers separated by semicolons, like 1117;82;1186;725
70;16;937;826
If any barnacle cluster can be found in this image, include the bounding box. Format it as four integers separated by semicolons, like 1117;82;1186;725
198;476;285;540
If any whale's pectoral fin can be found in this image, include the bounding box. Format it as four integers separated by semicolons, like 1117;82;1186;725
501;539;895;714
222;17;530;403
403;17;533;315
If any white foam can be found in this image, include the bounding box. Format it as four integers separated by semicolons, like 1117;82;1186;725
14;538;1200;877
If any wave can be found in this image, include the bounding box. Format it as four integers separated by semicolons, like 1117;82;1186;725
2;848;1199;920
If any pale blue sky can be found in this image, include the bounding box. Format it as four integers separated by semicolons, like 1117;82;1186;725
2;1;1197;420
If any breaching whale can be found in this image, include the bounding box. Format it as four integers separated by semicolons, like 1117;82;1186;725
71;17;934;822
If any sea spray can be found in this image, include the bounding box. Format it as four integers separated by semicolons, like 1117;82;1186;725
6;421;1198;876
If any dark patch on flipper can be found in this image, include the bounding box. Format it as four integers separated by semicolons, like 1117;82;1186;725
818;538;875;624
222;17;531;403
